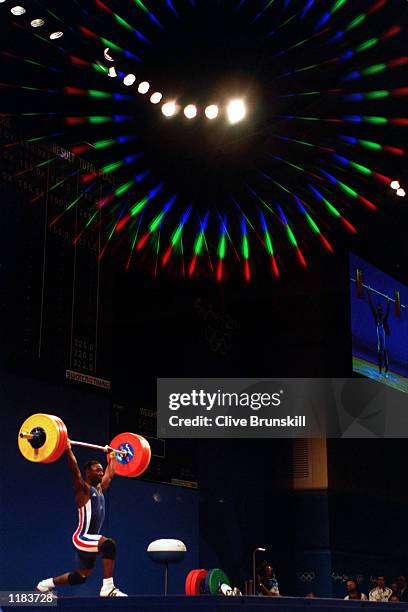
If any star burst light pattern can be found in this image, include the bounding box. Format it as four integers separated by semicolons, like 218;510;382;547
0;0;407;281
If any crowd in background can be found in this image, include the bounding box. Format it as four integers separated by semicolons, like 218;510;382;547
257;563;408;602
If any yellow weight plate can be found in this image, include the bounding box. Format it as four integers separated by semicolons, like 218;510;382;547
18;413;61;463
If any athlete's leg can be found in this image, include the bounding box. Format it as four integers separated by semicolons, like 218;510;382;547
384;349;389;373
98;535;127;597
98;536;114;578
36;554;96;592
53;568;93;585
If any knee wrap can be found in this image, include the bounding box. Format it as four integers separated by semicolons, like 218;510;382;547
100;538;116;560
68;571;87;585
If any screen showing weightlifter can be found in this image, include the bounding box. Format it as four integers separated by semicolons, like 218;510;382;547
36;440;127;597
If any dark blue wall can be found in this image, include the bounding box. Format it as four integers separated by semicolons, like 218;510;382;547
0;372;198;595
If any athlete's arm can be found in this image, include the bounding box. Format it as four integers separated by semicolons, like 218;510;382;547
367;288;376;319
101;451;116;492
66;441;89;506
385;296;391;321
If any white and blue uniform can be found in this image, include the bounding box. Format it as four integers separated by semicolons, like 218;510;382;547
72;486;105;554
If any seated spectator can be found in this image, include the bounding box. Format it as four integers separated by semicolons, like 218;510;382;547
305;592;317;598
257;561;280;597
391;582;399;596
396;576;408;602
344;579;367;600
389;594;401;603
369;575;392;601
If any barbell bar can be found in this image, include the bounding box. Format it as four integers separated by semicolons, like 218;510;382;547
351;268;406;316
18;413;151;478
19;432;128;457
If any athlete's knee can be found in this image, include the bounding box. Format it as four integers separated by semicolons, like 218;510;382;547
68;571;88;585
100;538;116;560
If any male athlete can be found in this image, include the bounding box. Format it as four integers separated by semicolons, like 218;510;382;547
36;441;127;597
367;287;391;376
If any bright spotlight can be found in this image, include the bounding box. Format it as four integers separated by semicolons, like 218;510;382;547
138;81;150;94
49;31;64;39
30;18;45;27
161;101;177;117
10;5;26;14
396;188;406;197
184;104;197;120
227;99;246;124
150;92;162;104
123;74;136;87
205;105;219;120
390;180;401;190
108;67;117;78
0;1;8;3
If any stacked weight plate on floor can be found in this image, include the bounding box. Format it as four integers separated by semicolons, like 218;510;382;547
185;569;208;595
205;568;231;595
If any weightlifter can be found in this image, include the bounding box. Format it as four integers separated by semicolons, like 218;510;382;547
36;440;127;597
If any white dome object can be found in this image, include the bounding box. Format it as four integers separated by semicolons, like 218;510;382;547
147;539;187;563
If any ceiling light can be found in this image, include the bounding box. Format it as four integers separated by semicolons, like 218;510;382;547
227;99;246;124
161;101;177;117
138;81;150;94
184;104;197;119
10;5;26;15
205;105;219;120
396;188;406;197
123;74;136;86
49;31;64;39
390;180;400;190
30;18;45;27
150;92;162;104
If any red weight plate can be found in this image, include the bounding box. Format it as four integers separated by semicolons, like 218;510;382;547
190;569;208;596
52;416;68;462
109;433;151;478
42;415;66;464
185;569;197;596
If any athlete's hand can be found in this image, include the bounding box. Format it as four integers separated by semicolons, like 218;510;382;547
109;451;116;461
66;439;71;450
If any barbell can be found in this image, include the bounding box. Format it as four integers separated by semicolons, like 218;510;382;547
351;268;406;317
18;413;151;478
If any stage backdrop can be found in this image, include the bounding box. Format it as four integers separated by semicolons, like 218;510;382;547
0;371;198;595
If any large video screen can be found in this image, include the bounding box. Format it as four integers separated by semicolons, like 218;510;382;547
350;253;408;393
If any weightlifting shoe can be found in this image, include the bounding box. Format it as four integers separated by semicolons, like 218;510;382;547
36;580;55;594
100;585;128;597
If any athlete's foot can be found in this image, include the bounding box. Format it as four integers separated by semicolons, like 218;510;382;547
35;580;55;594
100;585;128;597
